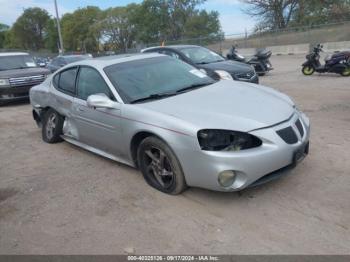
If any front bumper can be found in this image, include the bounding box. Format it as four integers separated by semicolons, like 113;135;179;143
248;74;259;84
177;110;310;192
235;73;259;84
0;85;32;104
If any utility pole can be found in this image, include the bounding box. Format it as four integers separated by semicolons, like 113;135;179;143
54;0;64;54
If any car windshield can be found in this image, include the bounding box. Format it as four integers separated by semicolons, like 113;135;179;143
104;56;215;103
180;46;225;64
0;55;37;71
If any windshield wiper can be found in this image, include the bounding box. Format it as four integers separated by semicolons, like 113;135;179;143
130;92;177;104
130;83;213;104
176;82;213;93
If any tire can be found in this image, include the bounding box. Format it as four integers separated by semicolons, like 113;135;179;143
340;67;350;77
137;136;187;195
42;109;64;143
302;66;315;75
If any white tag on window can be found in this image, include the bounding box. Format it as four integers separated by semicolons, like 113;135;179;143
26;62;36;67
190;69;206;78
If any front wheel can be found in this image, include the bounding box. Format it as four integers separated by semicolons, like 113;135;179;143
341;66;350;77
302;65;315;75
137;137;187;195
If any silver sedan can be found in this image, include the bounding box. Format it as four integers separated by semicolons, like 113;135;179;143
30;53;310;194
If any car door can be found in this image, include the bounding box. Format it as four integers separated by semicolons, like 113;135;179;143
71;66;122;156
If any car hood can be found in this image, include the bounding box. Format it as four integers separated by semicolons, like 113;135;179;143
0;67;50;78
137;80;295;132
199;60;253;74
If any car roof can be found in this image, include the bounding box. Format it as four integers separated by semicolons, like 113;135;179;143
67;53;165;69
58;54;89;58
0;52;30;56
142;45;200;52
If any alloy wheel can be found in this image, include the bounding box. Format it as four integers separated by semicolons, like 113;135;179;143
143;147;175;189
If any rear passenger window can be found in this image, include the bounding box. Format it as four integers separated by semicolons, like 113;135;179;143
58;67;77;94
53;73;59;88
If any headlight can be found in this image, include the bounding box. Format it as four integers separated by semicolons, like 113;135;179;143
0;78;10;86
199;69;207;75
197;129;262;151
214;70;233;80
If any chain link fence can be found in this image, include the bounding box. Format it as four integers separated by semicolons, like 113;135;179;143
2;20;350;58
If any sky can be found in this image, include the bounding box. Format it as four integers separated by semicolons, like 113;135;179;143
0;0;256;35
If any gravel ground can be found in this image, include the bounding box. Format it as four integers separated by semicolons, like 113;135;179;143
0;55;349;254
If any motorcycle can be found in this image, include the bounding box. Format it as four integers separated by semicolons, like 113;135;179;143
226;46;273;76
302;44;350;77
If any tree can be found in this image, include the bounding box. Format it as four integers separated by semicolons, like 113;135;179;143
133;0;221;44
0;23;10;48
12;7;51;50
96;5;138;52
243;0;350;31
166;0;206;40
45;19;59;52
293;0;350;26
242;0;299;30
132;0;169;43
183;10;221;39
61;6;101;53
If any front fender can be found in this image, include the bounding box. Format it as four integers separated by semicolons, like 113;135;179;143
302;61;313;67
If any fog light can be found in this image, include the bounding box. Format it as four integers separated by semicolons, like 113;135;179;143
218;171;236;187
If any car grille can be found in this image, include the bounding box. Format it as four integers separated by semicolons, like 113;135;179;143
276;118;305;144
235;71;256;80
276;126;298;144
295;119;304;137
9;75;46;87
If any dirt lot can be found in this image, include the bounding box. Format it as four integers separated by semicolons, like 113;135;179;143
0;55;349;255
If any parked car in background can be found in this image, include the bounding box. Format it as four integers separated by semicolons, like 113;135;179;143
142;45;259;83
46;54;91;73
34;57;49;67
30;53;309;195
0;52;50;105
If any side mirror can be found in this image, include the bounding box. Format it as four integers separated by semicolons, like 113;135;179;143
87;93;115;109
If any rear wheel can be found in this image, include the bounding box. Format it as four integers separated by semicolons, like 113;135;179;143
42;109;64;143
302;66;315;75
341;67;350;77
137;137;187;195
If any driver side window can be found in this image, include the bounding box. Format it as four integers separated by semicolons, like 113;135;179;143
76;67;115;101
